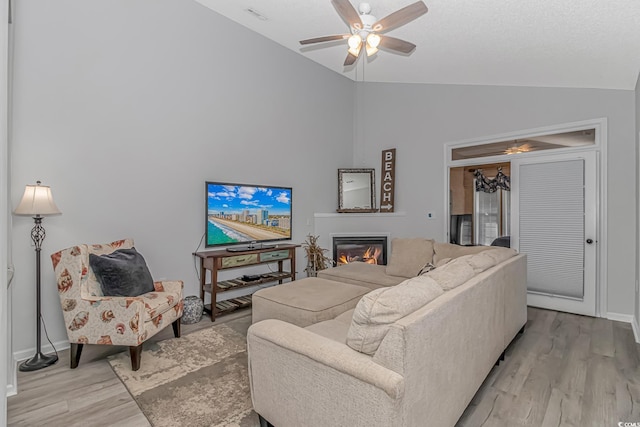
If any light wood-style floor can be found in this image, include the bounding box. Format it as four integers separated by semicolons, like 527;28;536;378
458;307;640;426
6;309;250;427
7;307;640;426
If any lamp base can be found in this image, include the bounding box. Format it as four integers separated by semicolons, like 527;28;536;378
18;352;58;372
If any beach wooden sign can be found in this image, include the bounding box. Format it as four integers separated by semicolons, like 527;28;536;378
380;148;396;212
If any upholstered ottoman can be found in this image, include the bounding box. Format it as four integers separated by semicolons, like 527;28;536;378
251;277;371;327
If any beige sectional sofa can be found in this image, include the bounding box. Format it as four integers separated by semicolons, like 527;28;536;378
247;239;527;427
317;238;496;290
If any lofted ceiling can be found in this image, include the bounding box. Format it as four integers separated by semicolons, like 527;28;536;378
194;0;640;90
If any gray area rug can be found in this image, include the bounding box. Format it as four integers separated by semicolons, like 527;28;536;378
108;314;259;427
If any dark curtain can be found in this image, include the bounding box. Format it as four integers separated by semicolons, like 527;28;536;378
474;167;510;193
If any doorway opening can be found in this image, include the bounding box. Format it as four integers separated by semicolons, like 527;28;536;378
450;162;510;246
445;119;607;317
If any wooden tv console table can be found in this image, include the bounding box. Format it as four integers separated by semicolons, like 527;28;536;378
194;244;299;321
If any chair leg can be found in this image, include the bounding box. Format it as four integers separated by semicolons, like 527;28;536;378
172;318;181;338
70;343;83;369
258;414;274;427
129;345;143;371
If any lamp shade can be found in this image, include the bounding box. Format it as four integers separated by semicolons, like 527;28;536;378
14;181;61;216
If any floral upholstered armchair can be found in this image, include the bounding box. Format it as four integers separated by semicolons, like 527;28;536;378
51;238;184;371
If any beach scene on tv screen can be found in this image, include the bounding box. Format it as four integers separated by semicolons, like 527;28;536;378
207;183;292;246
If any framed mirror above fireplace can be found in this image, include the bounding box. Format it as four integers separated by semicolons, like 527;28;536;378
337;168;377;213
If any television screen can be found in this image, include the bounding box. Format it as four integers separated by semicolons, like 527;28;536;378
205;181;292;248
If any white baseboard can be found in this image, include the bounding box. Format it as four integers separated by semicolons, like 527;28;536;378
607;312;640;344
605;312;634;323
13;339;69;363
7;339;69;397
633;317;640;344
6;349;16;397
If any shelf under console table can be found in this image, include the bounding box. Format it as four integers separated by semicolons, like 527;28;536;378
194;244;300;321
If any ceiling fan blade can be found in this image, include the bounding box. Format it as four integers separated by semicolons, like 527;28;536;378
344;51;358;66
373;1;428;33
332;0;362;28
379;35;417;54
299;34;349;45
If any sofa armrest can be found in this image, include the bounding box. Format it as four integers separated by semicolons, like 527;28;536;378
248;319;404;399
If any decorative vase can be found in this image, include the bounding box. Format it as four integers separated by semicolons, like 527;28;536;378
181;295;204;324
305;263;318;277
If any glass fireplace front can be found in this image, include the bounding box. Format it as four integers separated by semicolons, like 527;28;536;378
332;236;388;266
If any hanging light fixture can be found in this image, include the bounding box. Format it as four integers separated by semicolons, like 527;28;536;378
347;34;362;57
299;1;428;66
365;33;380;56
349;30;380;58
505;140;533;155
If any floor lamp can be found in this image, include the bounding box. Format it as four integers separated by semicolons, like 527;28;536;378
14;181;61;371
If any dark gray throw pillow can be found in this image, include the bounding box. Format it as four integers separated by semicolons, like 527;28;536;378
89;248;155;297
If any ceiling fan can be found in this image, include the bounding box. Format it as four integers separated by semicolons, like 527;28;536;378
504;141;533;155
300;0;428;66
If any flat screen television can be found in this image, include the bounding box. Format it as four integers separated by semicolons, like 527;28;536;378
205;181;292;250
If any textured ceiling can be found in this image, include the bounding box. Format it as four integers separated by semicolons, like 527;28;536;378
194;0;640;90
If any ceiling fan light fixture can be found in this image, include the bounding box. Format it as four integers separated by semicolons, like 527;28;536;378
504;140;532;155
365;43;378;56
366;33;380;48
348;34;362;50
299;0;428;65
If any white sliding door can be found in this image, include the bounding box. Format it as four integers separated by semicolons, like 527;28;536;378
511;151;597;316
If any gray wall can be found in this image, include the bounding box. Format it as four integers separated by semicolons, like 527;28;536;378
9;0;354;355
9;0;639;357
356;82;637;317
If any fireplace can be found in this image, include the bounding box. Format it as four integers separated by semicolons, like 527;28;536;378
332;236;388;266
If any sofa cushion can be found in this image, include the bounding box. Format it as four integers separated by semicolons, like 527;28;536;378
347;276;444;355
466;247;517;273
433;242;492;265
305;309;354;343
435;257;452;267
318;263;405;290
334;308;356;324
427;248;518;290
113;291;182;322
426;255;476;291
385;238;435;278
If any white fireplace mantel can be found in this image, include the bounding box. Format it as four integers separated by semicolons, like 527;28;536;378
313;212;407;218
313;212;411;258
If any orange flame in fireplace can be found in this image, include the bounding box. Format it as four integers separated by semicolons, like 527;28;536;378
338;246;382;265
363;246;381;264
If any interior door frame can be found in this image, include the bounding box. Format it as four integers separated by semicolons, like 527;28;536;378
511;151;598;316
444;118;607;317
